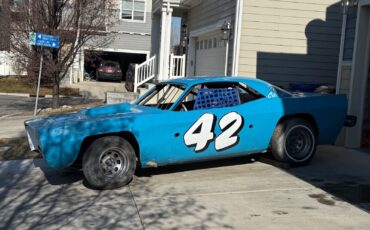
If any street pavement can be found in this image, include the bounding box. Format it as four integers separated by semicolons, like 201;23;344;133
0;146;369;230
0;115;32;139
0;95;103;139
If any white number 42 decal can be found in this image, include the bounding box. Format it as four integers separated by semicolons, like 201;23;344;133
184;112;244;152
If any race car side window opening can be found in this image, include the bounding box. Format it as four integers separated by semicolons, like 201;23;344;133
174;82;264;111
137;83;186;110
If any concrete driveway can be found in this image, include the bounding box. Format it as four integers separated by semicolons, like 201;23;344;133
0;146;369;230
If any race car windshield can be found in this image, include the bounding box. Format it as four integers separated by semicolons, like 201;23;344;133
136;83;186;110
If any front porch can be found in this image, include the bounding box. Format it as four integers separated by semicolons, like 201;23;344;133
152;0;236;80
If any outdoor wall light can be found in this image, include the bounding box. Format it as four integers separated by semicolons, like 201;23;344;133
221;22;231;41
181;23;188;47
342;0;358;13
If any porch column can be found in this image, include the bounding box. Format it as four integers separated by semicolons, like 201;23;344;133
345;5;370;148
158;5;173;81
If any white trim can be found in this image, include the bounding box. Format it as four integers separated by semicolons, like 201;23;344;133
109;30;151;36
232;0;243;76
336;13;348;94
345;5;370;148
225;40;229;76
120;0;147;23
84;47;150;59
158;4;173;81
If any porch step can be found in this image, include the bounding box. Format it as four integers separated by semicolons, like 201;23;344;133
137;83;155;97
106;91;139;104
68;81;126;99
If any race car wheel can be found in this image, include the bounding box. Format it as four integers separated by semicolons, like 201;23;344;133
82;136;136;189
270;118;317;166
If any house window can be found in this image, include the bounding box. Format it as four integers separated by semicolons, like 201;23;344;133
121;0;146;21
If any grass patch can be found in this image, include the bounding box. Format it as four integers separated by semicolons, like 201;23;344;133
0;137;40;161
0;77;79;97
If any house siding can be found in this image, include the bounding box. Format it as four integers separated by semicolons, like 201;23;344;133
96;0;153;52
185;0;236;75
99;33;151;52
238;0;342;88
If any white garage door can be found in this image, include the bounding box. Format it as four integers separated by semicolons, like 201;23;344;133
195;34;227;76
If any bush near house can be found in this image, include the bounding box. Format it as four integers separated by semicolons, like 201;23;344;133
0;77;79;97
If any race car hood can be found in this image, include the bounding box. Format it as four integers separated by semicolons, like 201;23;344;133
24;102;163;169
24;103;159;152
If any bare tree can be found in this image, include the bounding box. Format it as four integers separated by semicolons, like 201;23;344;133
0;0;117;108
0;1;11;52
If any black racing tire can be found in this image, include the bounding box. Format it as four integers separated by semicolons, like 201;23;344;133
270;118;317;166
82;136;136;190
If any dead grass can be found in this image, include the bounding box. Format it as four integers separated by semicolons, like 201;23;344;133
38;101;105;115
0;78;80;96
0;137;40;161
13;100;105;117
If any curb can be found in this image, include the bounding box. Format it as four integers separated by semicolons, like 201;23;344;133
0;92;30;97
0;92;82;98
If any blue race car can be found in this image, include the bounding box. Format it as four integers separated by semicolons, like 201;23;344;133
25;77;355;189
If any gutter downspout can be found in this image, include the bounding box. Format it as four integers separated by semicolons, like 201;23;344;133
336;5;348;94
232;0;243;76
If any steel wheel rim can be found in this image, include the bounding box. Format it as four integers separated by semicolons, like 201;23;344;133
284;125;315;162
99;147;128;177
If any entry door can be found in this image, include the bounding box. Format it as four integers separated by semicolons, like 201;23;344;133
195;34;227;76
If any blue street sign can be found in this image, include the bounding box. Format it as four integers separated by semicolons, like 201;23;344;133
29;32;60;49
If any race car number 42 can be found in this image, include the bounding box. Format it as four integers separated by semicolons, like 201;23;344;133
184;112;244;152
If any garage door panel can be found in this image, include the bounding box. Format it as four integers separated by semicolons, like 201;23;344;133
195;35;226;76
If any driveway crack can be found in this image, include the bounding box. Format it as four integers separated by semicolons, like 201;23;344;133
129;184;145;230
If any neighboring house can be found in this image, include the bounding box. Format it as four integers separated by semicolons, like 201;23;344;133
68;0;154;84
152;0;342;89
0;0;24;76
336;0;370;148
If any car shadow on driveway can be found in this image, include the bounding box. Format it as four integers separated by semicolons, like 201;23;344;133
135;154;259;177
136;145;370;214
0;159;235;229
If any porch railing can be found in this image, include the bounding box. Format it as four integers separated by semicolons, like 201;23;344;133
169;53;186;79
134;55;156;93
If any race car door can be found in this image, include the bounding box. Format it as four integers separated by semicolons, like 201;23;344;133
152;82;279;165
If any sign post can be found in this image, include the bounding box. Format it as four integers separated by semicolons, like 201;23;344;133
29;32;60;116
34;47;43;116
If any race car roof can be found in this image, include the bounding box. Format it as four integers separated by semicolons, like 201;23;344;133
165;76;275;97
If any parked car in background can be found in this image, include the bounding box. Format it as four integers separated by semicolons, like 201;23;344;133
96;61;122;82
